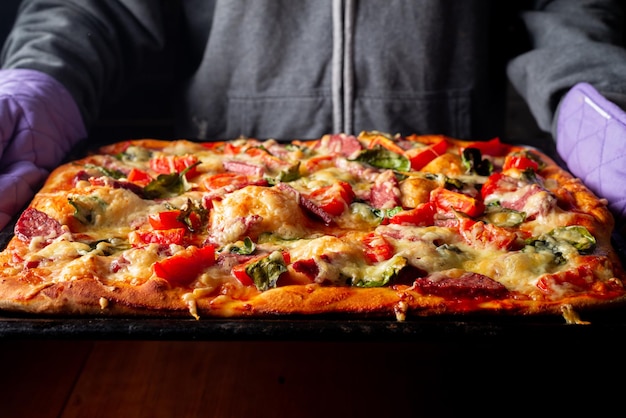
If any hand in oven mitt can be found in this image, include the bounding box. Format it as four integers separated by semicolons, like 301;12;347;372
556;82;626;229
0;69;86;231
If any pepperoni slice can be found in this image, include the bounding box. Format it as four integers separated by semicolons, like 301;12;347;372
414;271;509;300
369;170;401;209
14;208;64;244
314;133;363;158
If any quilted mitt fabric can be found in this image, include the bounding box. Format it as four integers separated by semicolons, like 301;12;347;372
557;82;626;223
0;69;86;230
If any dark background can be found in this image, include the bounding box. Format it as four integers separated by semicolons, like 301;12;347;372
0;1;19;42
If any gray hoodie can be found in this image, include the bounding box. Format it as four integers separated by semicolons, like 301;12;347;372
2;0;625;141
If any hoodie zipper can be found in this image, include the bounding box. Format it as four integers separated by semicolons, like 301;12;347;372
332;0;355;135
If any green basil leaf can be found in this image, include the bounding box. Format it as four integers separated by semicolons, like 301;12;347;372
461;148;493;176
246;251;288;291
68;195;107;225
266;162;301;185
84;164;125;180
230;237;256;255
549;225;596;253
353;256;407;288
143;162;199;199
354;147;410;171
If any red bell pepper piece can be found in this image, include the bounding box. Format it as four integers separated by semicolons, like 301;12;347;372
388;201;436;226
480;172;521;201
148;210;202;232
231;263;255;286
134;228;187;246
458;218;517;250
153;245;216;286
127;168;153;186
148;210;187;230
431;187;485;217
404;138;448;170
307;181;355;216
362;232;395;263
202;172;250;191
150;154;200;178
502;153;540;172
367;134;406;155
461;137;511;157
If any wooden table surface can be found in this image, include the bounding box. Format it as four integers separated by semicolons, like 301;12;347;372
0;337;622;417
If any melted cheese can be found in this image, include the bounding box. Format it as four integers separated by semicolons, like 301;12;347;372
465;250;555;295
209;186;310;245
69;187;153;230
107;246;163;284
298;167;356;189
26;239;91;266
384;225;469;272
521;210;577;238
288;235;365;284
335;202;381;230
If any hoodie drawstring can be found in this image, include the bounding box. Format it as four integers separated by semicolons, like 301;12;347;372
332;0;355;135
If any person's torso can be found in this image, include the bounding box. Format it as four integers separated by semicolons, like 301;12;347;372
177;0;515;141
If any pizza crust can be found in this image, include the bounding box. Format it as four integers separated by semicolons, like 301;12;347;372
3;274;624;321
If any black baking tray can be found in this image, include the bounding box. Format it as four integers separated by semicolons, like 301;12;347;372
1;312;626;342
2;137;626;342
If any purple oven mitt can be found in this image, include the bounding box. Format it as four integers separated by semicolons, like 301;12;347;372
0;69;87;231
556;82;626;229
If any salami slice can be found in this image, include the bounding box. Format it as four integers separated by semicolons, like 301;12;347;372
414;271;510;300
14;208;64;245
